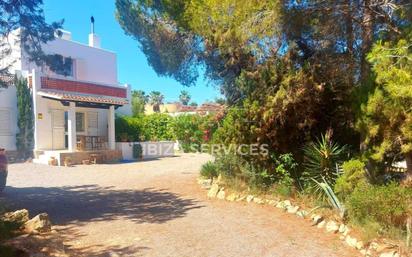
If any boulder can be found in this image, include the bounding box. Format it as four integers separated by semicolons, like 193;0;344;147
325;221;339;233
236;195;247;202
2;209;30;223
283;200;292;207
296;210;308;218
267;200;278;206
253;197;264;204
198;178;212;189
311;215;323;225
226;193;238;201
317;220;326;228
24;213;51;234
286;205;299;214
217;190;226;200
246;195;254;203
338;224;347;234
356;240;364;250
345;235;358;248
207;183;220;198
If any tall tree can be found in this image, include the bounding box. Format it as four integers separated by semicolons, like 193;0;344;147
0;0;64;83
15;77;33;157
179;90;191;105
131;90;147;116
149;91;164;112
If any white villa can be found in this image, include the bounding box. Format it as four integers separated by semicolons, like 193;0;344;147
0;27;132;165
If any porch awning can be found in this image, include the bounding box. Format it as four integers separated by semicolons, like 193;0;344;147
37;90;128;106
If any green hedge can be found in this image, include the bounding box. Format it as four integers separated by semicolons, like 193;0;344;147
115;114;217;150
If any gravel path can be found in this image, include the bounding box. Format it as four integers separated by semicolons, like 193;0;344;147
1;154;357;257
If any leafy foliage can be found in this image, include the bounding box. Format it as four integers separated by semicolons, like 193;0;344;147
179;90;191;105
200;161;218;179
347;182;412;229
131;90;148;117
0;0;64;79
302;132;347;189
334;159;367;199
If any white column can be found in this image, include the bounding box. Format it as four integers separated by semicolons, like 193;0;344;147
32;69;41;151
108;105;115;150
67;102;77;152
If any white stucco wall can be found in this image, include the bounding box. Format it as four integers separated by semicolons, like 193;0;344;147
34;97;109;150
0;86;18;150
22;37;118;85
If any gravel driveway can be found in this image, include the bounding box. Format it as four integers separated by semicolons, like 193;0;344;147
1;154;357;257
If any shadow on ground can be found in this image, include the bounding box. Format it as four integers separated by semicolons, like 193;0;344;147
1;185;203;225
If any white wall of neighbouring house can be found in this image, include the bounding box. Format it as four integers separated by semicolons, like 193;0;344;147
0;86;18;151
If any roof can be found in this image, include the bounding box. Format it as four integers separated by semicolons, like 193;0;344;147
37;90;128;106
196;103;225;113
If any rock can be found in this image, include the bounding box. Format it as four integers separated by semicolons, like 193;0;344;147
325;221;339;233
317;220;326;228
253;197;264;204
379;251;400;257
275;201;286;209
226;193;238;201
236;195;247;202
286;205;299;214
198;178;212;189
376;244;394;253
360;249;372;256
356;240;364;250
343;227;350;236
283;200;292;207
338;224;347;233
215;174;223;185
369;242;380;251
345;235;358;248
296;210;308;218
267;200;278;206
217;190;226;200
2;209;30;223
246;195;254;203
24;213;52;234
311;215;323;225
207;183;219;198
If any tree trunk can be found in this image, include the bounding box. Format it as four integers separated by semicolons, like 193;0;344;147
405;152;412;177
360;0;374;84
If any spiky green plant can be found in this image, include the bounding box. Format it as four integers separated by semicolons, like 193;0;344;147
302;131;347;190
312;177;345;218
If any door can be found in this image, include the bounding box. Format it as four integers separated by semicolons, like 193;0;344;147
51;110;65;150
87;112;98;136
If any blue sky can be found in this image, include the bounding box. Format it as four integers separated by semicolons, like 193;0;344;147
43;0;222;104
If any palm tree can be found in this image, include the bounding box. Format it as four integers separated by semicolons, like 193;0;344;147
149;91;164;112
179;90;191;105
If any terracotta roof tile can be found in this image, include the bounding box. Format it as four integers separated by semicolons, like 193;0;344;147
37;90;128;106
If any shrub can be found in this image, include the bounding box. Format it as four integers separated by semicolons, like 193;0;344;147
115;116;143;142
200;161;218;179
302;132;347;189
142;113;174;141
346;182;412;229
132;143;143;159
172;114;204;152
334;159;366;199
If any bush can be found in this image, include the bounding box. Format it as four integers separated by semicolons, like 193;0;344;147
115;116;143;142
141;114;174;141
172;114;204;152
200;161;218;179
346;182;412;229
334;159;366;199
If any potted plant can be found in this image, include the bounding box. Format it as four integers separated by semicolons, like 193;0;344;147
63;157;73;167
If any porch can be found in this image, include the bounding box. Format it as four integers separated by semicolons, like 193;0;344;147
30;71;129;165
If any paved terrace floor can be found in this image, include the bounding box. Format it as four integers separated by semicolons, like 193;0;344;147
1;154;357;257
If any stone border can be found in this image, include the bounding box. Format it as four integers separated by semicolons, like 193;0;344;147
198;177;403;257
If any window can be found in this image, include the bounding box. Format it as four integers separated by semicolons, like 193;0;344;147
48;55;74;77
0;110;11;135
76;112;85;132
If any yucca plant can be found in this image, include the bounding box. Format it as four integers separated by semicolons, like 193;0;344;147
302;130;347;191
312;177;345;218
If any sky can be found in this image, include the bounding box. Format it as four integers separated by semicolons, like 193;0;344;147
42;0;222;104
